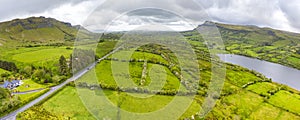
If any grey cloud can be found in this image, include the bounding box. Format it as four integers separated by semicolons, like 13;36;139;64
197;0;231;9
83;0;209;31
1;0;299;32
194;0;297;31
278;0;300;30
128;9;177;19
0;0;89;21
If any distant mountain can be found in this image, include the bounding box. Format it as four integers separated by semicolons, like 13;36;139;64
0;16;94;47
197;21;300;47
194;21;300;69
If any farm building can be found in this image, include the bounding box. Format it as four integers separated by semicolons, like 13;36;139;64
0;80;23;89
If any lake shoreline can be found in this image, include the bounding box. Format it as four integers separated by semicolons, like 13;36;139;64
218;54;300;91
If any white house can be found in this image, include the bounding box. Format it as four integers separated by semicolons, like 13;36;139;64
0;80;23;89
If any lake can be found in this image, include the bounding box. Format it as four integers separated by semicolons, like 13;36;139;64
218;54;300;91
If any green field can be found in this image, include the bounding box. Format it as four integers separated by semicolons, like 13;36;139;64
17;86;94;119
0;68;9;74
42;87;94;119
15;79;51;92
268;90;300;114
17;89;49;104
221;90;264;118
11;47;72;64
18;39;300;119
19;76;300;120
0;18;298;119
226;69;263;87
78;59;180;92
246;82;278;96
96;41;117;58
17;47;300;120
109;50;169;65
249;103;282;119
17;86;203;119
145;63;180;90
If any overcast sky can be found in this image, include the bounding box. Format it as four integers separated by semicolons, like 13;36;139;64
0;0;299;33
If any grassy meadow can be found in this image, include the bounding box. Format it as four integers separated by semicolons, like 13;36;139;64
0;17;298;119
0;68;8;73
0;46;73;67
17;88;49;104
11;47;72;64
17;42;300;119
15;79;52;92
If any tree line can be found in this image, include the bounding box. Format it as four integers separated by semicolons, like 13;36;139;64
0;48;97;84
0;60;18;72
71;48;96;73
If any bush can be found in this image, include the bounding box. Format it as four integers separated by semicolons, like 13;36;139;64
20;88;50;104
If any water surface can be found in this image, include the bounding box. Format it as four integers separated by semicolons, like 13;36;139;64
218;54;300;90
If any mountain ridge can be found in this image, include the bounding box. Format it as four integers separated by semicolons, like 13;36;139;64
0;17;299;50
0;16;93;47
199;21;299;34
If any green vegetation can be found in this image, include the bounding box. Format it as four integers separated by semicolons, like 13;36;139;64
249;103;282;120
108;51;169;65
0;87;21;117
0;16;94;49
0;17;298;119
268;90;300;115
17;88;49;104
212;22;300;70
15;79;51;92
17;86;201;119
0;68;9;75
96;41;117;58
0;17;96;118
246;82;278;97
17;86;94;119
226;69;264;87
18;40;300;119
11;47;72;64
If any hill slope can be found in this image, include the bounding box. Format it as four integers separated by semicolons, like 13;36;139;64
190;21;300;69
0;16;93;47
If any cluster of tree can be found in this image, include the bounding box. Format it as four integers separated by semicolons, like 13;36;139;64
32;68;53;83
19;66;55;83
0;49;94;85
17;105;63;120
72;49;96;73
77;82;198;96
22;43;65;48
0;72;11;82
16;55;71;84
0;60;18;72
0;73;25;83
0;87;10;100
64;33;75;41
0;87;21;116
99;33;123;42
106;57;170;67
59;55;68;76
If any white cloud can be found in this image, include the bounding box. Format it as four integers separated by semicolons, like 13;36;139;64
200;0;299;32
0;0;104;26
42;0;104;25
0;0;300;33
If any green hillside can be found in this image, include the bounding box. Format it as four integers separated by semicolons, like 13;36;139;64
0;17;298;119
193;21;300;69
17;39;300;119
0;16;95;49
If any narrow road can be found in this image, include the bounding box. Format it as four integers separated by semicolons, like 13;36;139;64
0;47;121;120
12;88;45;95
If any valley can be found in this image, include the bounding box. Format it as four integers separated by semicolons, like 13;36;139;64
0;17;299;120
